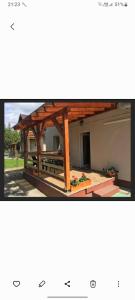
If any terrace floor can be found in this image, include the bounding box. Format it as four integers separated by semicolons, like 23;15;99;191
23;167;120;197
40;169;112;193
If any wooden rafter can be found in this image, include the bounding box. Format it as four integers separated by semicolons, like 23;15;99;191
52;102;116;108
68;112;95;116
14;102;117;131
69;107;105;112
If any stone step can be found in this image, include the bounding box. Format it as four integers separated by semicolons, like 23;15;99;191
93;185;120;197
86;177;115;194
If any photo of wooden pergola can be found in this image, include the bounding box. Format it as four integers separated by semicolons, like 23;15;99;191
13;101;131;197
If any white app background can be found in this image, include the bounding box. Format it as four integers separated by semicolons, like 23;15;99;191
0;202;135;299
0;0;135;299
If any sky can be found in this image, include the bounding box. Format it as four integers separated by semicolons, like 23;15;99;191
4;102;44;127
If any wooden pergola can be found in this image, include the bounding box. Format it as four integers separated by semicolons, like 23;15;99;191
14;101;117;191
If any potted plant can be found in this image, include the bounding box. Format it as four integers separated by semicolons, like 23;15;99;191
70;173;92;191
102;167;119;184
70;176;79;189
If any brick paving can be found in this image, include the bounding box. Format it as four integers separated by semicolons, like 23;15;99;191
4;170;45;197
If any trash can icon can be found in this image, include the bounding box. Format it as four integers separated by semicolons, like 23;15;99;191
90;280;96;288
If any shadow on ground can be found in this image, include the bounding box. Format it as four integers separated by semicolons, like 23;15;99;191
4;170;45;197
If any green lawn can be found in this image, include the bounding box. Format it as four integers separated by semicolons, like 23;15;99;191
4;158;24;169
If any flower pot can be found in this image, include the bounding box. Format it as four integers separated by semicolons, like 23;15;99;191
107;171;116;177
70;179;92;192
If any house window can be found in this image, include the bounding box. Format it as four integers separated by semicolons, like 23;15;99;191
53;136;60;151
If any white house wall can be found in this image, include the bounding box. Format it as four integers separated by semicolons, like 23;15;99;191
45;127;63;151
70;106;131;181
41;135;46;151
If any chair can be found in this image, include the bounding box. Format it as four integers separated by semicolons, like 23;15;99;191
32;155;37;167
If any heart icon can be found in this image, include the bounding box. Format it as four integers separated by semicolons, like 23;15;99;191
13;281;20;287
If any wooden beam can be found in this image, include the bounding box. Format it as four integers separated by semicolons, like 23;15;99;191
53;102;116;108
68;112;95;116
63;112;70;191
69;107;105;112
56;116;86;123
31;112;51;119
45;107;62;113
30;126;37;138
53;118;64;137
69;115;86;119
24;107;68;130
34;106;62;113
40;121;46;137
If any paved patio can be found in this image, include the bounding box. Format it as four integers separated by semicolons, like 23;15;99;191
4;170;46;197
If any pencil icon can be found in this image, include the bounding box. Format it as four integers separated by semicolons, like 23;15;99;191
39;280;46;287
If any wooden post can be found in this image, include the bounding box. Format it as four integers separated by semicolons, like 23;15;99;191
23;130;28;169
63;111;70;191
35;124;43;176
31;125;43;176
37;134;42;176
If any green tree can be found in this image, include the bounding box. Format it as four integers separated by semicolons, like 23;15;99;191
4;127;21;150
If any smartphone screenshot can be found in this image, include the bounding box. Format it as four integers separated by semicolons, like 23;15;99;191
0;0;135;300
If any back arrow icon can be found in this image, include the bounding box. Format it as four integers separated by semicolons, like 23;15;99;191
64;281;70;287
10;23;15;30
